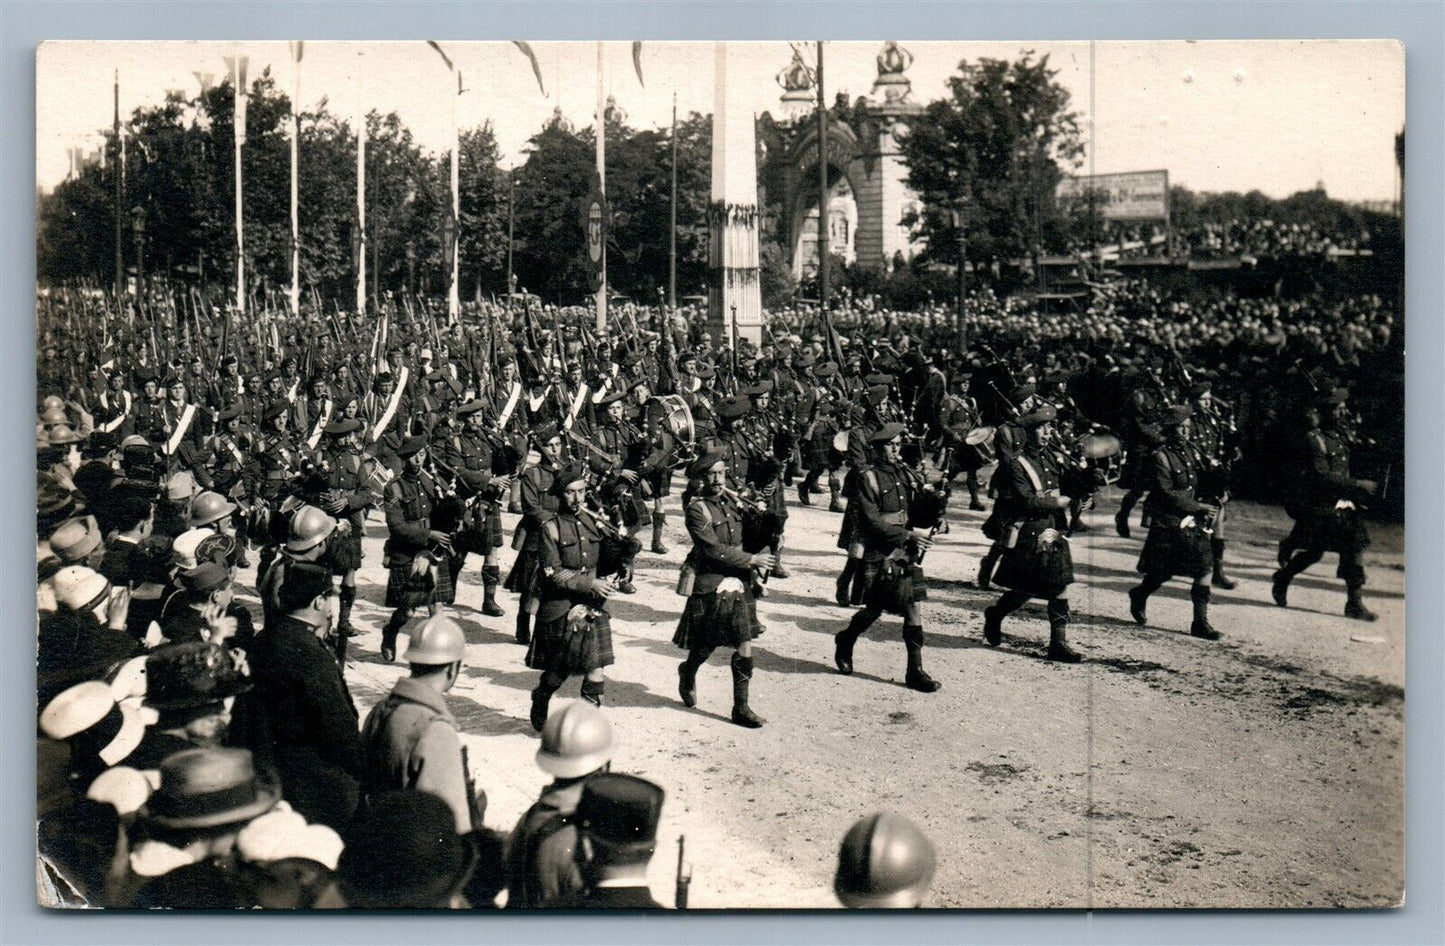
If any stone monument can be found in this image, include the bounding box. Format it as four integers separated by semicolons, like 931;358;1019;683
709;41;763;346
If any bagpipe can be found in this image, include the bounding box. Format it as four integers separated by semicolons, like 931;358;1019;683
426;452;508;556
716;484;773;595
899;450;952;564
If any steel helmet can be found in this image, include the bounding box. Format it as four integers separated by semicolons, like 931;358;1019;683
404;615;466;665
834;812;937;909
286;505;337;552
189;491;238;527
41;395;65;413
40;406;69;427
47;424;85;447
536;702;614;779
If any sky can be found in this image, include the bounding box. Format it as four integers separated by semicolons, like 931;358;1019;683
36;39;1404;203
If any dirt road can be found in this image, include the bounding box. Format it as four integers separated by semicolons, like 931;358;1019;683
241;483;1403;909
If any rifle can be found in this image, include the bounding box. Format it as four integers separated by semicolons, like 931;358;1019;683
461;746;486;831
675;834;691;909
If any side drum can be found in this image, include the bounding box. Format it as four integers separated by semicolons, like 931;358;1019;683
957;426;997;472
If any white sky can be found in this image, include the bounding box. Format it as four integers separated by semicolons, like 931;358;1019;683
37;39;1404;202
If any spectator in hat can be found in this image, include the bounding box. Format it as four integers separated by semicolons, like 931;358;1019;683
126;642;252;770
242;563;360;830
552;773;667;909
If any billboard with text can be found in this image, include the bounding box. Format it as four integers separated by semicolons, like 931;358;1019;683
1057;170;1170;221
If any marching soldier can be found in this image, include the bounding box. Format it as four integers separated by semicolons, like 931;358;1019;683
506;423;565;647
1126;404;1223;641
834;383;889;606
740;380;791;578
379;436;453;664
253;401;301;582
438;400;510;617
1188;380;1238;590
1272;388;1379;621
527;462;617;731
832;423;944;690
313;418;380;653
979;404;1083;661
673;446;777;728
1115;365;1170;537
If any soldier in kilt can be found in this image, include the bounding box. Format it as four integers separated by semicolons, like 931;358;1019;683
1126;404;1222;641
833;423;943;691
438;400;510;618
796;361;845;512
980;405;1083;662
506;423;564;646
833;385;887;607
976;383;1033;590
313;419;379;657
1271;388;1379;621
673;447;778;728
527;463;617;732
380;436;453;663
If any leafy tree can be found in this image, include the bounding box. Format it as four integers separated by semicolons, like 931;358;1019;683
899;52;1085;272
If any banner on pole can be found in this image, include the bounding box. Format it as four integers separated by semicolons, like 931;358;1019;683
581;172;607;295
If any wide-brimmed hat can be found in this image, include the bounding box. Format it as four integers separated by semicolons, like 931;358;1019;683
144;641;253;711
39;680;146;768
142;747;281;830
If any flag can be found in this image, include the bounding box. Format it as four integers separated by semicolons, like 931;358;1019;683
512;41;547;97
631;41;645;87
426;40;453;71
821;308;846;368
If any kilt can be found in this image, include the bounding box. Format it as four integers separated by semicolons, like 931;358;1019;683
453;503;505;555
836;503;860;552
1136;522;1212;580
995;518;1075;599
324;526;364;575
1293;507;1371;557
526;607;614;676
646;467;673;499
672;589;760;650
850;556;928;615
385;554;453;608
504;544;543;598
802;426;835;470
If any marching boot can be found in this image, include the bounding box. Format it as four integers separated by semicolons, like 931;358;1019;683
1271;569;1290;608
1129;575;1164;626
1211;539;1237;590
1113;510;1131;539
828;475;845;513
678;648;711;708
983;590;1027;646
380;612;406;663
836;559;859;607
337;584;358;638
770;540;790;579
729;653;765;728
1344;584;1378;622
968;475;986;511
651;513;668;555
1189;584;1221;640
797;472;818;506
515;611;532;646
481;565;506;616
530;673;562;732
580;678;605;707
1046;599;1082;663
902;625;941;692
834;611;874;675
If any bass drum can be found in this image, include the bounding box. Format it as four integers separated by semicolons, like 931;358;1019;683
648;394;697;469
1077;431;1123;484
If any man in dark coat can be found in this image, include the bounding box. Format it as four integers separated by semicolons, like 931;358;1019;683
551;773;667;910
243;563;360;830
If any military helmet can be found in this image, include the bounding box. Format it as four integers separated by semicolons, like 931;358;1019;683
404;615;466;665
536;701;614;779
834;812;937;909
188;491;238;527
286;505;337;552
41;395;65;413
40;405;69;427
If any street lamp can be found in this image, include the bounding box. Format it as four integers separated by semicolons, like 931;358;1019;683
130;205;146;292
950;196;969;354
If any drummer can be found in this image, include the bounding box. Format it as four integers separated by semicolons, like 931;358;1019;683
938;371;987;512
627;377;673;556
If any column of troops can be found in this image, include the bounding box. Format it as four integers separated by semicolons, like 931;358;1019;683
35;312;1381;908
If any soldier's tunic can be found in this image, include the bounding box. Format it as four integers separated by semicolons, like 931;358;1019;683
1136;441;1213;580
316;445;376;574
383;467;452;608
672;490;762;649
1286;426;1372;583
526;510;614;676
991;446;1076;599
439;428;505;553
359;677;471;833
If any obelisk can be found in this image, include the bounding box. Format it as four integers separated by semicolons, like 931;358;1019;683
708;42;763;347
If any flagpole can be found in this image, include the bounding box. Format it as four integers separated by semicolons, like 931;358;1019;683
289;43;301;317
448;65;460;324
816;41;829;315
506;168;515;315
356;49;367;319
233;56;246;317
595;41;606;335
113;69;123;301
669;91;678;311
